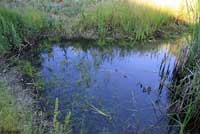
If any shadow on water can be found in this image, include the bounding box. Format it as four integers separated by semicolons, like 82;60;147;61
38;39;186;134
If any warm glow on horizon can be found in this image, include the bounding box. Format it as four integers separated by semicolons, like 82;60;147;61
127;0;183;10
125;0;193;22
150;0;182;9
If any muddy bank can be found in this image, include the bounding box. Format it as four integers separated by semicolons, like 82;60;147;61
0;58;49;133
0;59;33;110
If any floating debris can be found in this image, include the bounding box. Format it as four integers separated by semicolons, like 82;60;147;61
88;103;112;120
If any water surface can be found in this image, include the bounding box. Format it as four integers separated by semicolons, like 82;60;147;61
40;40;183;134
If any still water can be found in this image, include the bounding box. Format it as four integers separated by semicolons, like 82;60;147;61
40;40;184;134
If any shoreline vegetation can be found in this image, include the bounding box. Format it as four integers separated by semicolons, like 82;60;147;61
171;1;200;132
0;61;34;134
0;0;199;134
0;0;191;56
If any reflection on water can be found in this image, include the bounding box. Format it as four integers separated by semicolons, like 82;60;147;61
40;40;184;134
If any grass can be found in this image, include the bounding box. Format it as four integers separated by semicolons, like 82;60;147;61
0;80;41;134
22;61;36;78
170;0;200;133
77;0;189;41
1;0;191;42
0;7;23;54
0;81;20;132
0;81;72;133
0;0;99;37
0;6;54;55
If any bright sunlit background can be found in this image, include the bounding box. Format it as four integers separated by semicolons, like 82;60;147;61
126;0;196;23
147;0;182;9
127;0;183;10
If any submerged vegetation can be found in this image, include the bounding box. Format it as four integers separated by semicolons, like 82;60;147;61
53;98;72;134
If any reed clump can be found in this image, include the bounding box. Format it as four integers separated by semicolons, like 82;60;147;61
171;35;200;134
171;0;200;133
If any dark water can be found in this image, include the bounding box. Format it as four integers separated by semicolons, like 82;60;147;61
40;40;183;134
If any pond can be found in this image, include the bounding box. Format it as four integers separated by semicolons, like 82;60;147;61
39;39;185;134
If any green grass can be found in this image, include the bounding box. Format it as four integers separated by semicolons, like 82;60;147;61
22;61;36;78
0;6;53;55
1;0;190;42
0;7;23;53
171;0;200;133
0;81;22;132
7;0;97;17
77;0;186;41
0;0;99;36
0;82;72;134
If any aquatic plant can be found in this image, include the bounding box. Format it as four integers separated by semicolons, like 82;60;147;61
63;112;72;134
53;98;72;134
53;98;60;134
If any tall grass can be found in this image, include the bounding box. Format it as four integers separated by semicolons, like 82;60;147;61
171;0;200;133
1;0;190;42
0;6;52;55
1;0;102;36
77;0;187;40
0;7;24;53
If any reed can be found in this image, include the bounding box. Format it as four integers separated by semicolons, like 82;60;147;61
171;0;200;133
